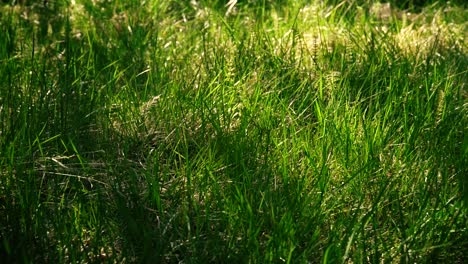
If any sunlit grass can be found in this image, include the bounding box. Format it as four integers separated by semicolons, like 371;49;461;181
1;0;466;263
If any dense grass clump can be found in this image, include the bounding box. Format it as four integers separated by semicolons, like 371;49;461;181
0;0;466;263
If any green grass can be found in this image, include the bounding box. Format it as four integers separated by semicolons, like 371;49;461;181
0;0;466;263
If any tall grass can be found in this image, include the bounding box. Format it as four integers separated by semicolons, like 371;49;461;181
1;0;466;263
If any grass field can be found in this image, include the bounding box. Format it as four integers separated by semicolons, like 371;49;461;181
0;0;467;263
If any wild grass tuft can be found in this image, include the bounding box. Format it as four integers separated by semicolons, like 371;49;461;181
1;0;466;263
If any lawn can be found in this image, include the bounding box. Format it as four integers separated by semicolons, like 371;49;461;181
0;0;467;263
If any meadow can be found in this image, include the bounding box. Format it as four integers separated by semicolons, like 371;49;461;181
0;0;467;263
